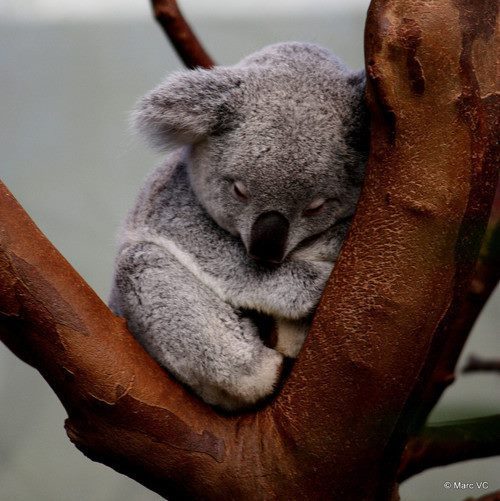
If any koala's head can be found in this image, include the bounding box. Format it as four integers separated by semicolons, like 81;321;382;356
134;42;368;265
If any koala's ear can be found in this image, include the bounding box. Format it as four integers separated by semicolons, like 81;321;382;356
132;68;243;151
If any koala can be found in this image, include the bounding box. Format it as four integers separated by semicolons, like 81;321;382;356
109;42;368;410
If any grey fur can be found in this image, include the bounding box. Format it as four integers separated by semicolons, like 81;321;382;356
110;42;368;410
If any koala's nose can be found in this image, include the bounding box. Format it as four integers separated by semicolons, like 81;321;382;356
249;211;289;265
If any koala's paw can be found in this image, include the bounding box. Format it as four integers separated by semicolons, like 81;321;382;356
199;348;284;411
275;318;309;358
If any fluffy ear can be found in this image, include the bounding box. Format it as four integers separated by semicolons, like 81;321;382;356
132;67;243;151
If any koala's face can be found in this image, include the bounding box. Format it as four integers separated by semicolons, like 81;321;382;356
188;107;364;264
134;43;368;264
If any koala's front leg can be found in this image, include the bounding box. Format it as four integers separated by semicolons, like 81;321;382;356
110;242;283;410
217;221;348;320
220;256;333;321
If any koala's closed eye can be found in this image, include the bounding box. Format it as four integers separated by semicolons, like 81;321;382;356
303;198;326;217
232;181;250;202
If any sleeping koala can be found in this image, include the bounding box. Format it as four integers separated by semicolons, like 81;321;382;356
109;42;368;410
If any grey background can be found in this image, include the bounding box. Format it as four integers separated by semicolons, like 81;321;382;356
1;7;499;501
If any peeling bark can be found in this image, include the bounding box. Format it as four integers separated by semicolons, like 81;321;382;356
0;0;498;499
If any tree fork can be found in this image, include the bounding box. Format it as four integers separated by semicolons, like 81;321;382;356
0;0;497;499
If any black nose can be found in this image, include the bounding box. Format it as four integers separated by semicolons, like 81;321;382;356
249;211;289;264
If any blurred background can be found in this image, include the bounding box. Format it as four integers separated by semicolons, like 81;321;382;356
0;1;498;500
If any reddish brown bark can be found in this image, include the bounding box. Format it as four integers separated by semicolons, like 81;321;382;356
0;0;498;499
400;183;500;478
150;0;213;68
412;182;500;429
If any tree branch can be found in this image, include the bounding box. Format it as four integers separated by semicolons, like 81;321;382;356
412;180;500;428
398;415;500;482
464;491;500;501
463;355;500;374
0;0;497;499
150;0;214;68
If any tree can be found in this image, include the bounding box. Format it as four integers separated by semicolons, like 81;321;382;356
0;0;498;499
